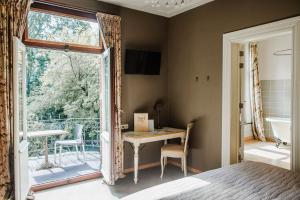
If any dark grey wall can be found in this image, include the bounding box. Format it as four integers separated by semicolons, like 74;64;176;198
120;8;168;168
44;0;169;168
167;0;300;171
37;0;300;171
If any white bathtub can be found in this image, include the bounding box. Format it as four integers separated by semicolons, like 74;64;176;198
266;117;291;146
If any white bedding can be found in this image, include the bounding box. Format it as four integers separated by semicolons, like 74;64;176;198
122;161;300;200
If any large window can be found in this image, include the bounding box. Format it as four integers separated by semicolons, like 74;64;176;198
24;9;102;53
25;7;102;186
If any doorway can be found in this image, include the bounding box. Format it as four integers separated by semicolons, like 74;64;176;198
240;34;292;170
221;16;300;173
15;7;106;194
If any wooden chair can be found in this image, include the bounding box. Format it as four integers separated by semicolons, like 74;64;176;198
160;122;194;178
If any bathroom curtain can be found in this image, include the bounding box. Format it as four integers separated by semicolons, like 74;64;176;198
0;0;32;199
249;43;266;142
96;12;124;184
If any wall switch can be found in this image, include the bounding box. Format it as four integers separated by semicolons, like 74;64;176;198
121;124;129;130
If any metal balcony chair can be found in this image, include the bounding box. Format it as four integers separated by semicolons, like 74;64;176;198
54;124;86;165
160;122;194;178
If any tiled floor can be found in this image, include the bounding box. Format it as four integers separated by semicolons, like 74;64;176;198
244;140;290;169
29;151;100;185
34;164;195;200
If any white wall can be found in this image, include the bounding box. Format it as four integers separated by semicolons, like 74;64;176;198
258;34;292;80
243;34;292;139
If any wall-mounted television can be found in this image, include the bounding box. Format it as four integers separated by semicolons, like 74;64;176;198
125;49;161;75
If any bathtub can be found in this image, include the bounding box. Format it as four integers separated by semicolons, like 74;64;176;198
266;117;291;147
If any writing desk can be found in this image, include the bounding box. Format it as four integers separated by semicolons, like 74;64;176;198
122;127;186;184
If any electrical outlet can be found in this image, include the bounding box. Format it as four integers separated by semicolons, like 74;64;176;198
121;124;129;130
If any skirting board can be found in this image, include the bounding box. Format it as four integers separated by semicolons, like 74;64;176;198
123;162;161;173
123;161;202;174
244;137;276;143
167;160;202;173
244;136;254;142
266;137;276;142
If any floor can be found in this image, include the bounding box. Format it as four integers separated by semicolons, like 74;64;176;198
34;164;195;200
29;151;100;185
244;140;290;169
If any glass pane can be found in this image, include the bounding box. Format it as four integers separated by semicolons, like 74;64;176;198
18;50;24;142
103;53;110;132
26;47;101;122
26;47;101;184
28;11;100;46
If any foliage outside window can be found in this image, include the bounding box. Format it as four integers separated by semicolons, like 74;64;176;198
27;10;100;47
27;48;100;120
26;9;101;156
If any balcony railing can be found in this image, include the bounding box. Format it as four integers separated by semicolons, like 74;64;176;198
27;118;100;157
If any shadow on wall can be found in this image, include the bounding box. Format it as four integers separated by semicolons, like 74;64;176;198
169;117;205;149
133;98;167;129
189;117;206;149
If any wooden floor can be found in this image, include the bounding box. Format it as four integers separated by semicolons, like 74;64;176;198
29;151;100;185
244;140;290;170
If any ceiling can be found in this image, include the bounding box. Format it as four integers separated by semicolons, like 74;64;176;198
98;0;214;18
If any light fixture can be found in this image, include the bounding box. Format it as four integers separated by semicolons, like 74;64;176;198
149;0;189;8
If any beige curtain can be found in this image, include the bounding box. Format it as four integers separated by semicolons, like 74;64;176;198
0;0;32;199
96;13;123;183
249;43;266;142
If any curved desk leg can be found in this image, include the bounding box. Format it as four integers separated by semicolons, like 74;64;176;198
134;143;140;184
121;140;125;175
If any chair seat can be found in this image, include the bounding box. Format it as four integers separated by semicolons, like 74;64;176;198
161;123;194;179
161;144;185;157
55;140;82;145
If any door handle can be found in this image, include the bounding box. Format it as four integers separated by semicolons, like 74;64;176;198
19;140;29;153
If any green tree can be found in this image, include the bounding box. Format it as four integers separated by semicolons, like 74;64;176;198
26;10;100;121
28;49;100;120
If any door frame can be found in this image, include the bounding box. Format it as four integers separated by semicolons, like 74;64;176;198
13;37;30;200
100;47;116;185
222;16;300;172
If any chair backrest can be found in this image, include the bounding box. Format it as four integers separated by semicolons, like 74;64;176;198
184;122;194;154
74;124;84;142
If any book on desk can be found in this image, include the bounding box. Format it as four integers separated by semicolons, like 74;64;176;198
134;113;155;132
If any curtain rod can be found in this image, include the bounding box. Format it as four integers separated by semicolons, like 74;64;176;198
33;0;99;15
273;49;292;56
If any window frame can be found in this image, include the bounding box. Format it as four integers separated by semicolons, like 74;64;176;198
23;5;103;54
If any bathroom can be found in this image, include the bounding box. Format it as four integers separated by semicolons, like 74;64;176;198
242;33;292;170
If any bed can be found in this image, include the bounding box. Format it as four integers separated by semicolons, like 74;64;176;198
122;161;300;200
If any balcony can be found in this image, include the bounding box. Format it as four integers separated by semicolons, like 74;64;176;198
27;118;101;186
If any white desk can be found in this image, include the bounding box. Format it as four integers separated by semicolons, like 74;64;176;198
122;127;186;184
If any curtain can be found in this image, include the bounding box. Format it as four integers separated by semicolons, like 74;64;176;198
0;0;31;199
96;13;123;183
249;43;266;142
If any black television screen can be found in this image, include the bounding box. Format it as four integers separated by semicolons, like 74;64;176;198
125;49;161;75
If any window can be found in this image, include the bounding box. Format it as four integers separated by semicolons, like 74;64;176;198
24;8;102;54
26;47;101;121
25;6;102;185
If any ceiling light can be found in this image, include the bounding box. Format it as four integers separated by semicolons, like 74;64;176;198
174;2;178;8
148;0;191;9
